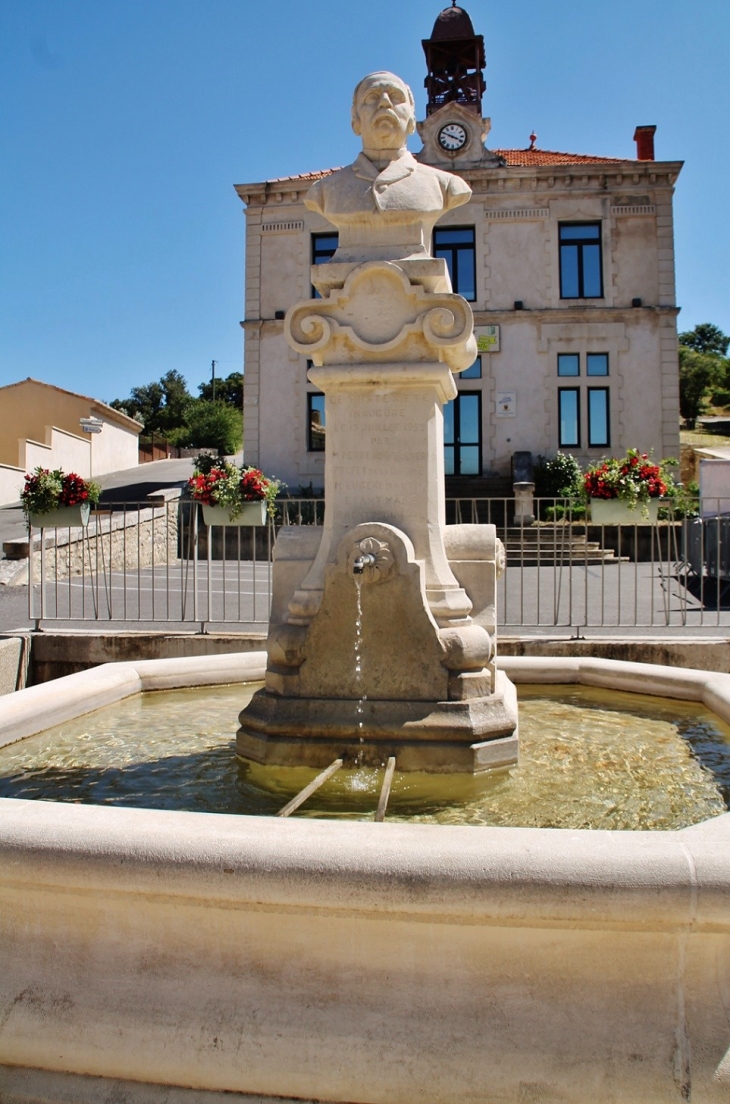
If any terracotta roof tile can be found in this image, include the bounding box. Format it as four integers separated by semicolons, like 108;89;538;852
264;168;339;186
493;148;634;166
258;149;635;186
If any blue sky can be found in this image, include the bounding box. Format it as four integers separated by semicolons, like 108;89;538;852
1;0;728;403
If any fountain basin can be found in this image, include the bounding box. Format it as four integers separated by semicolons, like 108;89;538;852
1;653;730;1104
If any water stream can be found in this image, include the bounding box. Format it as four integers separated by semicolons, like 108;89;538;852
353;573;366;768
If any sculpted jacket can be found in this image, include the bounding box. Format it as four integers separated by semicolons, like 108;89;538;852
305;151;471;263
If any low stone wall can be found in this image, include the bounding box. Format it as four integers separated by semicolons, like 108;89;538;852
0;635;29;695
584;520;687;562
500;635;730;673
29;631;267;683
17;505;180;583
0;797;728;1103
20;629;730;685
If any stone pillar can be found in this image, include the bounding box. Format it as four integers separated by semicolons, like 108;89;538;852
288;362;472;627
513;481;536;526
284;259;475;629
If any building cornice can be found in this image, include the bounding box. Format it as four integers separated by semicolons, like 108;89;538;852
234;158;683;209
463;161;683;194
472;305;680;325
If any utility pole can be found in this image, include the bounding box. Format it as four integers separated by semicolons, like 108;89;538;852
211;360;217;402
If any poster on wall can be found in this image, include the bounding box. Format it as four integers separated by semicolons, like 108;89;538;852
495;391;516;417
476;325;500;353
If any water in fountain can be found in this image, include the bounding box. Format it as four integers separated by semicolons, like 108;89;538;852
2;683;728;830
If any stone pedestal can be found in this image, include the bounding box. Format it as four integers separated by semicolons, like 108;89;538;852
288;362;471;627
513;481;536;526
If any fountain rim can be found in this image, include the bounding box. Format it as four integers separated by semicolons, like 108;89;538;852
2;650;730;1104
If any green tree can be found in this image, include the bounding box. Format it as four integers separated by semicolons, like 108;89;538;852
679;347;723;429
677;324;730;426
198;371;243;408
110;382;164;430
169;400;242;455
679;323;730;358
111;371;193;435
534;452;583;497
157;370;193;432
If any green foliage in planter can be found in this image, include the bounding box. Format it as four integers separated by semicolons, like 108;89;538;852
657;480;699;520
544;503;587;522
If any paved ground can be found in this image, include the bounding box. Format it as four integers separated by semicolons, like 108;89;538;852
3;557;729;636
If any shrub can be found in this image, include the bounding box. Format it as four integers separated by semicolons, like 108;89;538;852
170;401;242;455
534;452;583;498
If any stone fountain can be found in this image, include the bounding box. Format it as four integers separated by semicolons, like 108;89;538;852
3;69;730;1104
237;71;518;772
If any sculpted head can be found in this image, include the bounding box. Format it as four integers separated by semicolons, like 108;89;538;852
351;72;416;152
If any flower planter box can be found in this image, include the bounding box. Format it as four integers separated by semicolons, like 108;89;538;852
201;502;267;527
590;498;661;525
28;503;91;529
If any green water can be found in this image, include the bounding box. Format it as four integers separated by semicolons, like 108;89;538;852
0;683;728;829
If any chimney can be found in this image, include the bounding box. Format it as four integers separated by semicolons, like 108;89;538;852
633;125;656;161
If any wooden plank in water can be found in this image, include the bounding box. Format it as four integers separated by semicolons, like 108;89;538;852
276;759;344;818
375;757;397;822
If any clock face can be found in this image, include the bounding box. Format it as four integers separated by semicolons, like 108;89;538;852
438;123;468;152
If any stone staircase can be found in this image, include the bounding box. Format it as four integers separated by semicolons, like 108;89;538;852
444;477;623;564
501;525;626;567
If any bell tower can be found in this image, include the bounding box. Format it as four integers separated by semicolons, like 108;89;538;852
422;2;485;117
417;4;501;169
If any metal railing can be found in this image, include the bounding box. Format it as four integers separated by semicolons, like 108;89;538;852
25;495;730;634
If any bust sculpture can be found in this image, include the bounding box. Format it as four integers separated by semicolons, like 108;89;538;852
305;71;472;264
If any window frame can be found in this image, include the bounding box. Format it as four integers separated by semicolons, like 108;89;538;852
558;222;604;300
311;232;338;298
311;232;338;265
557;353;580;377
459;355;482;380
586;352;609;377
433;226;477;302
444;390;482;476
587;387;610;448
558;387;581;449
307;392;326;452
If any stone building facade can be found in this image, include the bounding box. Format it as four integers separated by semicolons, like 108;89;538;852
235;6;682;493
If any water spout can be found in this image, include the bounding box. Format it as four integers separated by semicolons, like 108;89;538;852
353;553;376;575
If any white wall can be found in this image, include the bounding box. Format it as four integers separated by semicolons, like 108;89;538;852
16;420;139;483
700;459;730;517
87;415;139;475
246;171;680;483
0;463;24;506
21;427;91;479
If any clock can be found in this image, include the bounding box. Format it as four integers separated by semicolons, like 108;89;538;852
438;123;468;152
